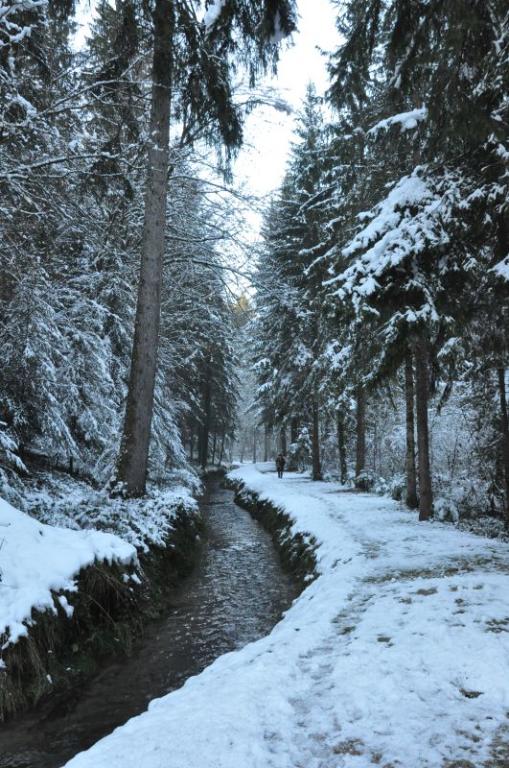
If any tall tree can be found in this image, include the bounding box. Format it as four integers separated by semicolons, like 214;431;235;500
404;350;418;508
253;87;328;480
116;0;297;495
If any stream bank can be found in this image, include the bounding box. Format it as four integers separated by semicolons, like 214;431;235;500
0;496;202;723
0;476;299;768
226;476;318;585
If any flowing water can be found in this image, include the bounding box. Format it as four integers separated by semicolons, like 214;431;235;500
0;478;298;768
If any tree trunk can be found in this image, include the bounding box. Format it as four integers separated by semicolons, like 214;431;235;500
372;418;378;475
280;426;287;455
200;374;212;470
336;410;348;485
287;417;299;470
263;423;270;462
189;423;194;462
355;385;366;483
497;367;509;526
211;432;217;465
405;350;418;508
219;432;225;466
311;397;322;481
415;334;433;520
252;427;257;463
115;0;174;496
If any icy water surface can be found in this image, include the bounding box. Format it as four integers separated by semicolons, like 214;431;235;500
0;478;298;768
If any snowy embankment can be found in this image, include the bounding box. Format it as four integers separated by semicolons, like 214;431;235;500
65;463;509;768
23;470;199;552
0;496;136;651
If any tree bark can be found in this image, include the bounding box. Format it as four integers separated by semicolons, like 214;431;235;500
287;417;299;470
355;385;366;482
336;410;348;485
311;396;322;481
263;423;270;462
199;372;212;470
415;334;433;520
405;350;418;508
497;367;509;526
280;426;287;455
115;0;174;496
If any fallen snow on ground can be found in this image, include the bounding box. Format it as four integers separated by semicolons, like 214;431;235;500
64;463;509;768
23;470;199;552
0;496;136;649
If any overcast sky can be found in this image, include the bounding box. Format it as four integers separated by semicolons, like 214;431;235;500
234;0;338;199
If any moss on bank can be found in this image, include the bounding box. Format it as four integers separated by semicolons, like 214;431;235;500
0;504;202;722
225;477;318;587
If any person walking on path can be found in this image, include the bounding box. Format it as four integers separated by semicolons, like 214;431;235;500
276;453;286;479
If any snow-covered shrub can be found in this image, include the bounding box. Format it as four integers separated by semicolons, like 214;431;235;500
373;476;389;495
389;474;406;501
434;496;460;523
355;469;376;491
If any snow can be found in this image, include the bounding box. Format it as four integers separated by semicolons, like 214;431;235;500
326;171;450;314
368;106;428;136
0;495;136;649
203;0;226;28
492;255;509;281
23;471;199;552
63;464;509;768
343;172;435;258
0;471;198;656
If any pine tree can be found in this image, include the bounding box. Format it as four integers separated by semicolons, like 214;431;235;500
253;87;329;480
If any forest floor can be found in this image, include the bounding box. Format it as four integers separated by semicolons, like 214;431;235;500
63;463;509;768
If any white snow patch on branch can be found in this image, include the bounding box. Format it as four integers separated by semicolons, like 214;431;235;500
326;172;448;313
368;106;428;136
492;255;509;280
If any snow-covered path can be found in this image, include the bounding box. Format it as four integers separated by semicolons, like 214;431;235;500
64;464;509;768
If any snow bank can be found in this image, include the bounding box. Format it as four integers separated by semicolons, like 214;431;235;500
64;464;509;768
24;472;199;552
0;496;136;649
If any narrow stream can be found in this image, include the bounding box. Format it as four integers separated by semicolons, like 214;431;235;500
0;478;298;768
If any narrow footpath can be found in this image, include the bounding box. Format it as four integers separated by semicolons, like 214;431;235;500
64;464;509;768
